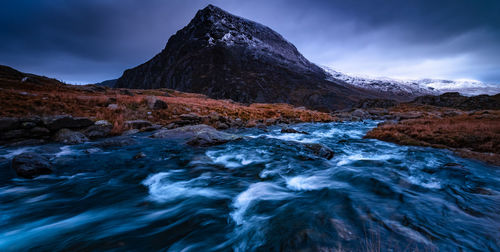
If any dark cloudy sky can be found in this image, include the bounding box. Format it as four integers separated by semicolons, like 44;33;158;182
1;0;499;84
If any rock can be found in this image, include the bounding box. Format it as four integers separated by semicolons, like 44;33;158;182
246;120;257;128
0;117;19;131
146;96;168;110
140;124;163;132
0;129;29;140
229;118;244;128
43;115;94;131
21;121;37;129
173;113;203;126
215;122;229;130
29;127;51;137
54;129;89;144
122;129;140;135
125;120;152;130
256;123;268;130
95;137;137;148
302;143;335;159
281;127;309;135
351;109;369;119
84;148;101;154
265;118;276;126
133;152;146;159
107;104;119;110
152;124;241;146
12;152;52;178
83;120;112;139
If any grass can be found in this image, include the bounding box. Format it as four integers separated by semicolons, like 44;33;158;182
0;73;335;135
366;110;500;165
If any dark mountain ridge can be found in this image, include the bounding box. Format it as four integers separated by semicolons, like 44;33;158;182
115;4;373;111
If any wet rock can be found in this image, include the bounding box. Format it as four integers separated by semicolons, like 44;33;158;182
302;143;335;159
133;152;146;159
96;137;137;148
146;96;168;110
54;129;89;144
152;124;241;146
12;152;52;179
83;120;112;139
229;118;244;128
265;118;276;126
0;117;19;131
215;122;229;130
43;115;94;131
84;148;101;154
125;120;152;130
281;127;309;135
122;129;140;136
140;124;163;132
245;120;257;128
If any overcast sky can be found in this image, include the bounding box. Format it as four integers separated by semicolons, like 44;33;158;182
1;0;499;84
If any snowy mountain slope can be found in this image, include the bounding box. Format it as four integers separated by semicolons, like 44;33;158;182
323;67;500;97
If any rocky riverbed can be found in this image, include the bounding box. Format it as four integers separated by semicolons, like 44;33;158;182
0;121;499;251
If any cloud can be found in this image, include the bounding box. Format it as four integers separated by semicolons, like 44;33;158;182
0;0;499;83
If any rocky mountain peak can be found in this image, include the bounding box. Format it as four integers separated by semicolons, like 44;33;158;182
115;5;372;111
181;5;314;70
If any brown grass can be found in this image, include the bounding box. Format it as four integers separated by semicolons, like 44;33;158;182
366;110;500;165
0;76;335;134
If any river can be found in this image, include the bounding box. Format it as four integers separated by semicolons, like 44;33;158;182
0;121;499;251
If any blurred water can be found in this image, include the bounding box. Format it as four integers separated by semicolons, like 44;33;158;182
0;121;499;251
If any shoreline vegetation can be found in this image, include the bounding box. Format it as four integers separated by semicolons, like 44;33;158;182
1;65;499;166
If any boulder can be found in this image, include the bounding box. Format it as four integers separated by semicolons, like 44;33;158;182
281;127;309;135
54;129;89;144
107;104;120;110
351;109;369;119
83;120;112;139
146;96;168;110
43;115;94;131
215;122;230;130
297;143;335;160
152;124;241;146
173;113;203;126
12;152;52;178
125;120;152;130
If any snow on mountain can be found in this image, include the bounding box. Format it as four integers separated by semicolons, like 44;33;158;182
322;67;500;97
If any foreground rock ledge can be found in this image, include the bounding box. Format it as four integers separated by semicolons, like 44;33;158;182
152;124;241;146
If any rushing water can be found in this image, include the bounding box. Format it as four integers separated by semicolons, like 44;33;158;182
0;121;499;251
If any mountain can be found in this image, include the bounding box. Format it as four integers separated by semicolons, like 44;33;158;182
323;67;500;98
115;5;372;111
95;79;117;87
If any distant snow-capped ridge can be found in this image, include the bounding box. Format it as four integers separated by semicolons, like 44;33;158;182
322;67;500;97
